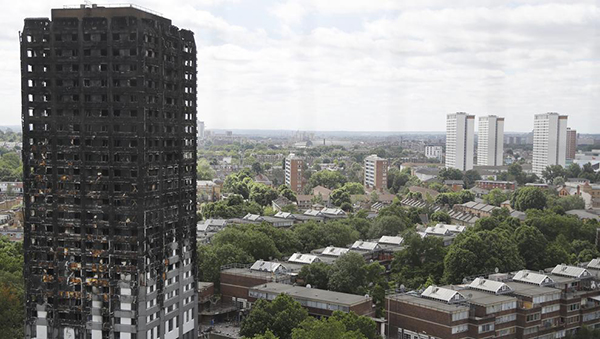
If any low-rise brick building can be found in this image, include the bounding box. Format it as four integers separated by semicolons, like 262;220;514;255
475;180;516;191
248;283;375;317
386;263;600;339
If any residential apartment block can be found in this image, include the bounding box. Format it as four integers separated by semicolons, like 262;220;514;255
477;115;504;166
364;154;388;191
533;113;568;177
285;153;304;193
566;128;577;160
21;5;198;339
446;113;475;171
387;263;600;339
425;145;443;162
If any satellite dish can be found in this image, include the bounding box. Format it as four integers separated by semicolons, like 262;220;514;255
365;294;370;299
495;267;499;274
306;284;311;289
592;282;597;289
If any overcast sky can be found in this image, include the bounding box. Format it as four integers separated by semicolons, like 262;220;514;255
2;0;599;132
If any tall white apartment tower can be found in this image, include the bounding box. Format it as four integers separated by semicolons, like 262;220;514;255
445;112;475;171
477;116;505;166
533;113;568;177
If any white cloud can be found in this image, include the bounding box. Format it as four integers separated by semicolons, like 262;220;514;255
0;1;598;132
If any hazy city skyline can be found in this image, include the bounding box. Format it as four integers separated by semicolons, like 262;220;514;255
2;0;600;132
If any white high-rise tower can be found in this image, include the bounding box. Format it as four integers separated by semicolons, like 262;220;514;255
532;113;568;177
445;112;475;171
477;116;504;166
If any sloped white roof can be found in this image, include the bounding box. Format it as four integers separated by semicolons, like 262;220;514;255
250;260;286;273
288;253;320;265
274;212;293;219
321;207;345;216
243;213;263;221
513;270;555;286
304;209;322;216
351;241;380;251
552;264;593;279
378;236;404;246
587;258;600;270
422;286;466;303
321;246;350;257
434;223;466;233
424;226;450;236
468;278;513;294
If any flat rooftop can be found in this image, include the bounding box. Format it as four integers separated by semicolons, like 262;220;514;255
51;4;167;21
449;286;515;306
251;283;370;307
388;293;470;313
505;282;560;298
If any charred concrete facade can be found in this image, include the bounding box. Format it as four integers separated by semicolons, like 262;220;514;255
21;5;198;339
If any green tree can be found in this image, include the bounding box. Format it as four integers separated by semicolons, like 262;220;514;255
291;317;365;339
511;187;547;211
565;163;582;179
212;225;282;260
331;311;379;339
483;188;510;207
342;182;365;195
197;243;253;287
463;170;481;188
250;183;279;206
542;165;566;183
391;232;446;289
252;161;264;175
513;225;548;270
443;230;524;283
240;294;309;339
308;170;347;190
297;262;331;289
252;330;279;339
438;167;463;181
278;186;298;202
548;195;585;211
328;252;367;294
293;221;360;252
330;188;352;207
0;237;24;339
197;158;215;180
367;215;408;239
430;211;451;224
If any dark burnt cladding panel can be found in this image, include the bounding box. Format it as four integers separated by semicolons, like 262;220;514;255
21;5;198;339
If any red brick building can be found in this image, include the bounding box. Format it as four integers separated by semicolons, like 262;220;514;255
248;283;375;317
475;180;516;191
386;264;600;339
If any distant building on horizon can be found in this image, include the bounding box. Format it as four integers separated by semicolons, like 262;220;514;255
425;145;443;162
198;120;205;140
445;112;474;171
477;115;504;167
533;113;568;177
364;154;388;192
285;153;304;193
567;128;577;160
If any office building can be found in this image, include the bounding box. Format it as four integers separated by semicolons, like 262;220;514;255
425;145;443;162
21;5;198;339
477;115;504;166
285;153;304;193
364;154;388;191
446;113;475;171
532;113;568;177
566;128;577;160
